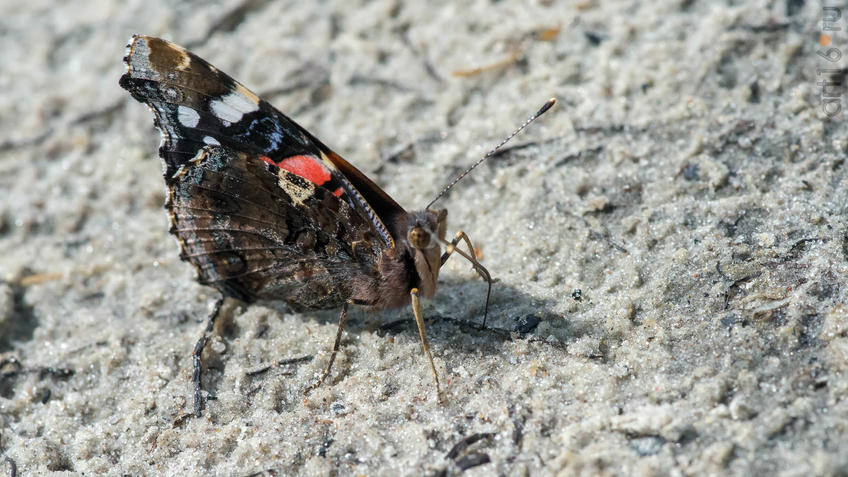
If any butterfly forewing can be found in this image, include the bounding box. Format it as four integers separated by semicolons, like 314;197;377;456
121;37;317;176
120;35;399;305
120;35;401;249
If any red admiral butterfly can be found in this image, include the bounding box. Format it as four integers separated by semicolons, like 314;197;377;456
119;35;554;416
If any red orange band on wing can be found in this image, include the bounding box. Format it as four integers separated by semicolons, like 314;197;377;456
263;154;343;197
279;155;331;185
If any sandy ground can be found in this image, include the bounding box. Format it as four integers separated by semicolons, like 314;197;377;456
2;0;847;475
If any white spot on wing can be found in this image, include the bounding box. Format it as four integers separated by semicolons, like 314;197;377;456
203;136;221;146
123;38;135;75
177;105;200;128
210;91;260;124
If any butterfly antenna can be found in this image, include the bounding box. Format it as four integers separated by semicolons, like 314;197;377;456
425;98;556;210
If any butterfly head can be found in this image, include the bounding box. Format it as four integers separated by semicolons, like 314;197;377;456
404;209;447;298
407;209;447;250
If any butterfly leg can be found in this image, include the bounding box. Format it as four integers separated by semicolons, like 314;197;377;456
410;287;443;402
439;230;492;328
305;298;369;394
191;295;226;417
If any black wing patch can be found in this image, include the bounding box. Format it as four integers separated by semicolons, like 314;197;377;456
119;35;319;180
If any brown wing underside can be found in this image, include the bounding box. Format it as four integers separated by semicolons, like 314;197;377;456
167;146;385;309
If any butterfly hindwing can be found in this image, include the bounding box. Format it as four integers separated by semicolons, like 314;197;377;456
168;145;385;306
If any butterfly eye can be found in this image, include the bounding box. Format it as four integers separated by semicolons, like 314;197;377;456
408;226;431;249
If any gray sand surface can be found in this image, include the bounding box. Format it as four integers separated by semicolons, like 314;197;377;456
2;0;847;475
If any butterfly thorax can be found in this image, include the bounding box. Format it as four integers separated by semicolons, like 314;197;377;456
354;208;447;309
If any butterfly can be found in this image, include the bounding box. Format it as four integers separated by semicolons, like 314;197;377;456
119;35;553;417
